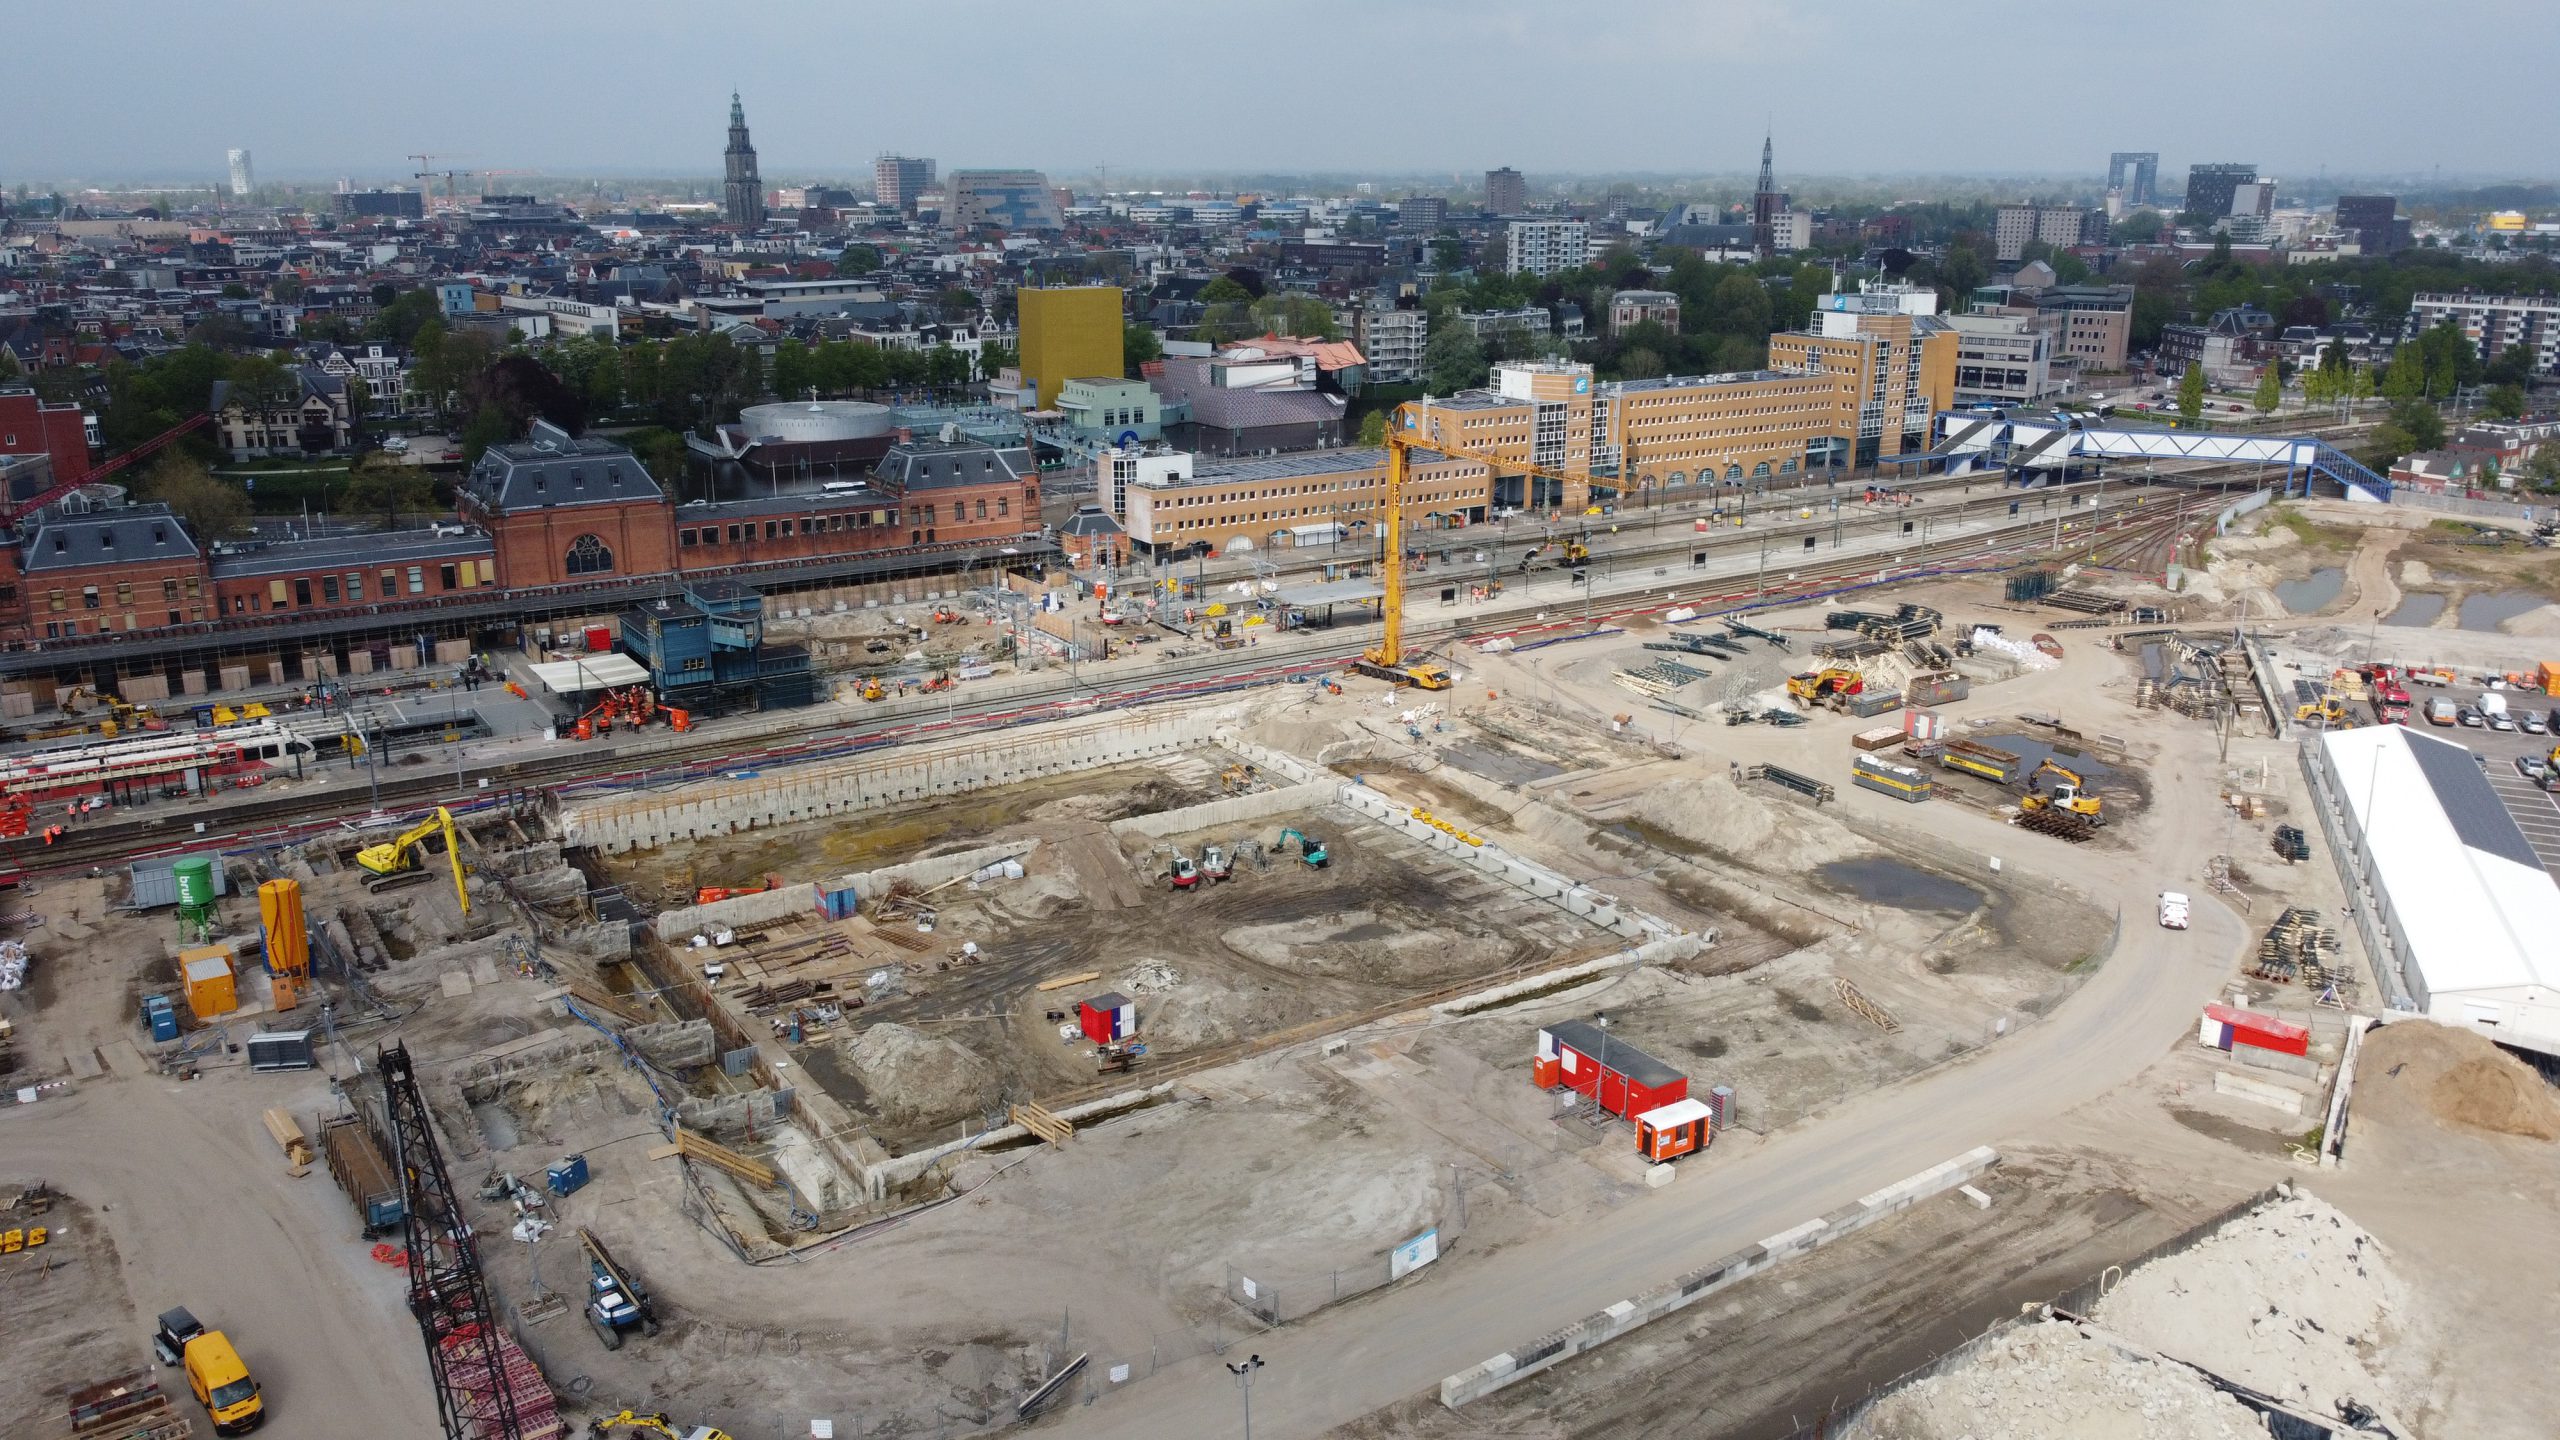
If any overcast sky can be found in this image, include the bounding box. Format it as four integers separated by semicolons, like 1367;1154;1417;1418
17;0;2556;187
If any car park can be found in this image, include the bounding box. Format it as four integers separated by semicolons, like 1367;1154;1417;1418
2516;755;2550;781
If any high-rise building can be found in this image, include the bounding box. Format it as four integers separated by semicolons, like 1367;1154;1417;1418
722;92;765;227
333;190;425;220
2406;293;2560;377
874;155;935;213
1399;195;1447;230
1016;286;1125;409
2335;194;2409;256
2106;152;2158;208
2182;163;2256;220
946;171;1065;231
1993;205;2102;262
1484;167;1527;216
1751;135;1787;257
1504;219;1589;277
226;149;254;198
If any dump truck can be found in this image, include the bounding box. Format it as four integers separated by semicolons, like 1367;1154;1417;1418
318;1113;405;1235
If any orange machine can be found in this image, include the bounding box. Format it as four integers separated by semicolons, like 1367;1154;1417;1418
258;878;311;1011
1633;1098;1712;1163
572;686;692;740
695;872;783;905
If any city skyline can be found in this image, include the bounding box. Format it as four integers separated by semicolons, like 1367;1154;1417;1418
10;0;2558;182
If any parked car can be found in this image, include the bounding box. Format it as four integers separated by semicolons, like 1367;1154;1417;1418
381;436;408;453
2490;712;2518;732
2158;891;2191;930
2457;706;2485;727
2523;713;2549;736
2515;755;2549;781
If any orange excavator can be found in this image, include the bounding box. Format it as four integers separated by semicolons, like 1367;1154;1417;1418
572;686;691;740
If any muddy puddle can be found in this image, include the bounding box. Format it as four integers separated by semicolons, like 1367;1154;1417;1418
1814;857;1982;915
2274;567;2345;614
2457;591;2547;632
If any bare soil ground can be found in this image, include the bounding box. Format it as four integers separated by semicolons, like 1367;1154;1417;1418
0;1193;134;1439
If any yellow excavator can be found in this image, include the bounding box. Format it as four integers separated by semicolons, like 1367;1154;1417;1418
1786;667;1864;709
2019;759;2104;824
354;805;470;913
588;1413;733;1440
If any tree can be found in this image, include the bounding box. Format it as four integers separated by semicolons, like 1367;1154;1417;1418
771;339;814;400
2382;354;2424;403
2252;365;2282;415
978;341;1016;384
2526;446;2560;492
340;454;439;530
836;244;883;276
1618;346;1667;381
2113;210;2165;244
1248;293;1339;339
134;452;250;541
935;287;983;320
2177;362;2206;422
1122;323;1161;378
1420;323;1486;394
624;427;691;491
2485;383;2527;420
1197;276;1254;307
2481;458;2501;490
2484;344;2538;387
364;288;442;346
2398;399;2446;453
1358;411;1389;446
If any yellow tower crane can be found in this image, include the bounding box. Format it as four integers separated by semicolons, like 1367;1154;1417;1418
1359;400;1637;690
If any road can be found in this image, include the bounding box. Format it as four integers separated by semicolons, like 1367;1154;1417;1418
1;1070;439;1437
1040;722;2246;1438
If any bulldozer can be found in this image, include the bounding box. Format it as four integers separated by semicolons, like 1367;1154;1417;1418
2295;694;2355;729
2019;758;2105;824
1785;667;1864;710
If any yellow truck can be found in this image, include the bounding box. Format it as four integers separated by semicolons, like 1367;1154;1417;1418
153;1307;265;1433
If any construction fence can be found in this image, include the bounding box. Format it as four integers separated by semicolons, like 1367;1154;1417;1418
1223;1198;1467;1329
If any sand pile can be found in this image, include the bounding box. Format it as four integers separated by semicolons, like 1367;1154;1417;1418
841;1023;998;1124
1626;775;1857;871
2359;1019;2560;1140
2093;1190;2412;1417
1861;1320;2262;1439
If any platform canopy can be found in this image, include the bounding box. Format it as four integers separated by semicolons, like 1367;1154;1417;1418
527;653;649;695
1267;578;1386;609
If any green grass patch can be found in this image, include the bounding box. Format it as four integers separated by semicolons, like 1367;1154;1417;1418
2268;507;2357;551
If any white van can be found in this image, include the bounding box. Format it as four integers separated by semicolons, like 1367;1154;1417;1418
2157;892;2190;930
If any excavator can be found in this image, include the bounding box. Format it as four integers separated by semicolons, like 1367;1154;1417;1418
694;872;782;905
588;1414;732;1440
858;676;886;702
2019;759;2105;824
572;686;690;741
2294;695;2355;729
1276;828;1330;868
1786;668;1864;710
354;805;471;912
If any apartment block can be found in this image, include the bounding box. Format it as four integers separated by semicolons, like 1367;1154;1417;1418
1399;195;1447;230
1356;307;1429;385
1485;167;1528;216
873;155;935;212
2406;293;2560;376
1945;313;2067;407
1505;219;1590;277
1608;290;1681;336
1993;205;2101;262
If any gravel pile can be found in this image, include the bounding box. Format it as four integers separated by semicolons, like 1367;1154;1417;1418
1862;1320;2262;1439
2094;1190;2411;1418
841;1022;998;1124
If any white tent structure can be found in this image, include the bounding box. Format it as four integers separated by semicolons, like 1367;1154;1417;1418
2316;725;2560;1058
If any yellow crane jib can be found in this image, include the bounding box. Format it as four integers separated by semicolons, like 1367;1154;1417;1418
354;805;472;913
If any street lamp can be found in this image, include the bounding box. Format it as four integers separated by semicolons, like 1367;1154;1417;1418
1227;1354;1265;1440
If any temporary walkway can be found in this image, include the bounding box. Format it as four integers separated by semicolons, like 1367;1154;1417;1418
1893;410;2391;502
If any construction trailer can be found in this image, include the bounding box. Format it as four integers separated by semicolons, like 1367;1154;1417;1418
1533;1019;1689;1121
1634;1097;1713;1162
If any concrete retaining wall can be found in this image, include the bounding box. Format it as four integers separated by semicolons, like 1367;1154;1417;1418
1435;933;1705;1016
1336;783;1676;942
1439;1146;2001;1407
626;1019;716;1070
654;839;1043;938
1108;781;1338;841
563;709;1220;854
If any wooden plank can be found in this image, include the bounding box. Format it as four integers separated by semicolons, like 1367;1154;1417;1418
260;1107;315;1172
669;1127;778;1188
1034;971;1102;993
645;1141;684;1162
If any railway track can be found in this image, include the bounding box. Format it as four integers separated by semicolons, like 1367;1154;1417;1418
0;484;2250;883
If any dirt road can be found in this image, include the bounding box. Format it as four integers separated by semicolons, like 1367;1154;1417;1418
0;1069;438;1437
1038;699;2247;1439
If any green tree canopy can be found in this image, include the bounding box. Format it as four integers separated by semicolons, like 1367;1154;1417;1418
340;454;440;531
1247;293;1339;339
2485;383;2527;421
2252;365;2282;415
2176;362;2206;421
1122;323;1161;378
134;452;250;541
1358;411;1388;446
1197;276;1254;307
836;244;883;276
2112;211;2165;244
1420;324;1486;394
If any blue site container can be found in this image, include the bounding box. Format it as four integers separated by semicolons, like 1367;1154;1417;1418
143;994;178;1042
547;1153;590;1197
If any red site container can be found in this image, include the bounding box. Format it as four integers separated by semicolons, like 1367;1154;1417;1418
2203;1003;2309;1057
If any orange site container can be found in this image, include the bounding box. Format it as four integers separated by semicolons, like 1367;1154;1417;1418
2540;660;2560;695
181;945;238;1021
1532;1056;1562;1089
